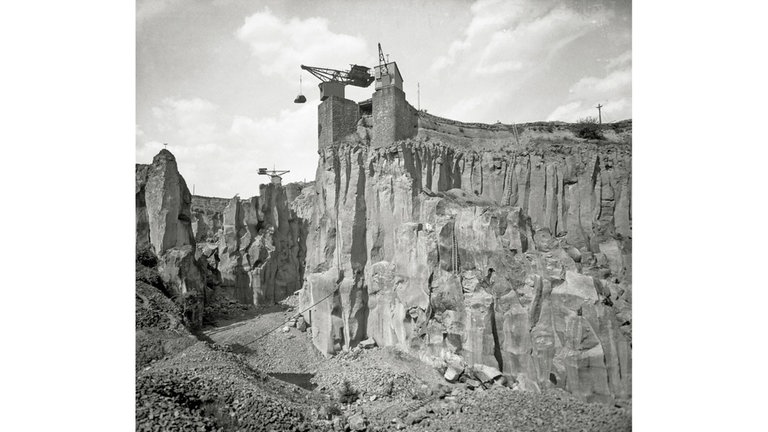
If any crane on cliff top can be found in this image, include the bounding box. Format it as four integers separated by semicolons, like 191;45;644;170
258;167;290;185
300;64;374;87
377;42;388;76
298;61;375;102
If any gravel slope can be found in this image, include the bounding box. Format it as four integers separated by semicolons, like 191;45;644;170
138;288;632;431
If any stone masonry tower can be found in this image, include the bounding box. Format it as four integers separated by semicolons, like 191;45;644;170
317;95;360;150
371;60;416;149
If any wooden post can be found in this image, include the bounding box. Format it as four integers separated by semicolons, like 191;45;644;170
596;104;603;124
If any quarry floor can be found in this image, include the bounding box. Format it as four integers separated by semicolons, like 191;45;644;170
194;295;632;432
202;298;326;376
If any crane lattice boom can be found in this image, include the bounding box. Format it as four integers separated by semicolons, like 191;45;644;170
300;64;374;88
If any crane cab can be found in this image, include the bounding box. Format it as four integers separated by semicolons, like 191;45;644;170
347;65;375;87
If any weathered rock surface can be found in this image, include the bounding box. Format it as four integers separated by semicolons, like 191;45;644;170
136;150;207;327
298;106;632;403
190;183;310;306
143;150;195;255
190;195;228;242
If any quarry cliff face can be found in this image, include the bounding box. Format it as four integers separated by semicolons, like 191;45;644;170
296;87;632;404
191;183;308;306
136;151;310;325
136;150;207;327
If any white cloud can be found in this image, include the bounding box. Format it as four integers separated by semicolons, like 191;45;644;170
571;68;631;95
425;0;618;123
547;97;629;123
136;97;319;197
546;101;582;121
430;1;607;76
546;50;632;123
475;7;598;75
236;9;370;77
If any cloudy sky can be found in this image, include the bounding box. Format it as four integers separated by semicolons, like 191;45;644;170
136;0;631;198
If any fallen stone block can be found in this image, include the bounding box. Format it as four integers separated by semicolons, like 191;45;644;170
444;366;463;383
472;364;502;383
359;337;377;349
464;378;481;389
493;375;508;387
296;316;308;332
348;413;367;431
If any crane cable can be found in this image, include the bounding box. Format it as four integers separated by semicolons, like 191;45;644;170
242;287;338;347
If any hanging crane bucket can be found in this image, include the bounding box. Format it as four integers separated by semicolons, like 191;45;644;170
294;74;307;103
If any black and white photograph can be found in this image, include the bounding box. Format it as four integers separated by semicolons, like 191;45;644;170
6;1;768;431
134;1;632;430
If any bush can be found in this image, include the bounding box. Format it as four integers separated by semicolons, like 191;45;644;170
326;403;342;418
136;265;165;291
337;380;358;404
575;117;604;140
136;248;158;267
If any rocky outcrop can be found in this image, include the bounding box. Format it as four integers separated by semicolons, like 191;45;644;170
191;183;310;306
298;105;632;403
191;195;229;242
143;150;196;254
136;150;207;327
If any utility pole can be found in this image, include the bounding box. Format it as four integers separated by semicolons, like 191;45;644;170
596;104;603;124
417;82;420;111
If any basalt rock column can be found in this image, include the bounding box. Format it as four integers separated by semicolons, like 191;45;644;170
136;150;206;327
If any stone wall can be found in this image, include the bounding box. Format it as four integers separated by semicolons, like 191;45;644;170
191;195;230;213
318;96;361;150
372;85;417;149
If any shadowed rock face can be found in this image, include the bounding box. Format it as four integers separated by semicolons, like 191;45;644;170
297;112;632;404
191;183;309;306
144;150;195;254
136;150;206;328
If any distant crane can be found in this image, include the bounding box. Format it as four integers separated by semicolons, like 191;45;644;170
299;63;374;101
258;167;290;185
378;43;389;76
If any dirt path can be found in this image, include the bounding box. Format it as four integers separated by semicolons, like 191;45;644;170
202;303;327;376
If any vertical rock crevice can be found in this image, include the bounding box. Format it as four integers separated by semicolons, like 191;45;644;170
298;101;631;403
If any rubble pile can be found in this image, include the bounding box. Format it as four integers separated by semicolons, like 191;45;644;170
136;343;332;432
